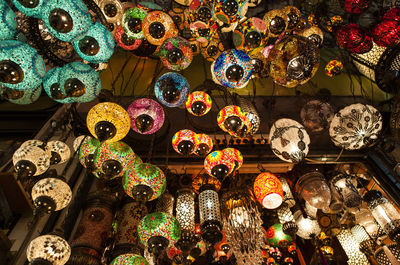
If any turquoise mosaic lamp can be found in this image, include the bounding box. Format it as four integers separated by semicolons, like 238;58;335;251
11;0;45;18
0;1;17;40
43;67;75;104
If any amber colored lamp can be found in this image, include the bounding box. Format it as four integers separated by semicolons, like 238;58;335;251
253;172;283;209
186;91;212;116
204;150;235;180
172;129;199;155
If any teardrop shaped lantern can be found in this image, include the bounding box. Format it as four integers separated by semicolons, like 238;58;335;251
155;72;189;107
127;98;165;135
253;172;283;209
186;91;212;116
27;234;71;265
45;140;71;165
204;150;235;180
13;145;50;178
172;129;199;156
159;37;193;71
194;134;213;156
217;105;247;135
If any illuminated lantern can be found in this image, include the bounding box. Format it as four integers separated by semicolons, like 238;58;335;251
86;102;131;142
295;171;331;210
159;37;193;71
374;244;400;265
300;100;334;133
27;235;71;265
0;1;17;40
253;172;283;209
110;254;150;265
280;177;295;207
43;67;73;104
199;186;223;245
45;140;71;165
336;24;372;54
115;25;143;50
282;6;300;30
269;118;310;163
293;210;321;239
204;150;235;180
187;0;217;43
354;208;380;238
78;136;101;169
142;11;178;46
344;0;370;14
277;203;298;236
201;36;225;62
154;72;189;108
186;91;212;116
249;52;268;78
122;7;147;40
127;98;165;135
212;0;249;25
330;103;382;150
325;60;343;77
266;223;293;248
351;225;376;256
5;85;42;105
192;174;221;194
122;163;166;202
217;105;247;134
172;129;199;156
31;178;72;213
237;96;260;135
11;0;45;18
372;20;400;48
99;0;123;23
232;17;268;54
222;148;243;171
13;145;50;178
176;189;196;232
194;134;213;156
263;9;288;38
337;228;369;265
330;173;362;208
213;49;253;89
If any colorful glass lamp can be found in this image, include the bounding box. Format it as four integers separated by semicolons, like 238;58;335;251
127;98;165;135
172;129;199;155
265;223;293;248
142;11;178;46
222;148;243;171
186;91;212;116
110;254;150;265
31;178;72;213
217;105;247;134
78;136;101;169
27;234;71;265
253;172;283;209
159;37;193;71
154;72;189;107
13;145;50;178
5;85;42;105
45;140;71;165
43;67;74;104
233;17;268;54
122;7;147;40
115;25;143;51
204;150;235;180
0;1;17;40
194;133;213;156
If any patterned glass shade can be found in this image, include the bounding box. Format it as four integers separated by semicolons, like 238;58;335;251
330;173;362;208
296;171;331;210
351;225;370;243
253;172;283;209
87;102;131;142
336;24;372;54
337;229;369;265
354;208;380;239
330;103;383;150
300;100;334;133
99;0;123;23
11;0;45;18
43;67;74;104
293;210;321;239
187;0;217;43
20;139;43;149
192;174;221;193
280;177;295;207
0;40;46;91
5;85;42;105
186;91;212;116
122;163;166;201
298;26;324;48
213;49;253;89
41;0;92;42
31;178;72;212
0;1;17;40
263;9;288;38
194;134;213;156
78;136;101;168
137;212;181;246
212;0;248;25
72;22;115;63
237;96;260;136
199;189;221;225
111;254;150;265
127;98;164;135
204;150;235;179
122;7;147;40
13;145;50;177
269;118;310;163
176;189;196;231
374;244;400;265
27;235;71;265
115;25;143;50
277;203;295;224
265;223;293;248
154;72;189;107
159;37;193;71
45;140;71;165
142;11;178;46
233;17;268;54
222;148;243;170
172;129;199;155
217;105;247;133
73;135;86;152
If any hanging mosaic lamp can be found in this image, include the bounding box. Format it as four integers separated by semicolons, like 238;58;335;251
329;103;383;150
194;133;213;156
115;25;143;51
186;91;212;116
204;150;235;180
13;145;50;178
297;26;324;48
201;36;225;62
137;212;181;256
11;0;45;18
27;234;71;265
344;0;370;14
122;163;166;202
41;0;92;42
20;139;44;149
142;11;178;46
154;72;189;107
72;22;115;63
237;96;260;136
213;49;253;89
110;254;150;265
269;118;310;163
282;6;300;30
187;0;217;43
78;136;101;169
0;40;46;91
159;37;193;71
127;98;165;135
222;148;243;171
293;210;321;240
263;9;288;38
217;105;247;134
265;223;293;248
4;85;42;105
86;102;131;142
0;1;17;40
372;19;400;48
172;129;199;156
337;228;369;265
336;24;372;54
43;67;74;104
45;140;71;165
295;171;331;210
325;60;344;77
122;7;147;40
58;62;102;103
300;100;334;133
31;177;72;213
232;17;268;54
212;0;249;25
99;0;124;24
253;172;283;209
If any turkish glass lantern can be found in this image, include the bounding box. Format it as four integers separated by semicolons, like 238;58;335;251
265;223;293;248
72;22;115;63
297;26;324;48
31;178;72;213
78;136;101;168
329;103;382;150
58;62;101;103
11;0;45;18
337;228;369;265
199;187;223;245
154;72;189;108
73;135;86;152
5;85;42;105
280;177;295;207
0;1;17;40
374;244;400;265
137;212;181;256
237;96;260;135
201;36;225;62
176;189;196;232
122;7;147;40
277;203;297;236
43;67;73;104
44;140;70;165
295;171;331;210
344;0;370;14
192;174;221;194
304;201;317;218
142;11;178;46
213;49;253;89
355;208;380;239
384;7;400;22
268;35;319;88
222;148;243;171
364;190;400;243
115;25;143;51
263;9;288;38
293;210;321;239
269;118;310;163
156;192;175;215
212;0;248;25
99;0;123;23
204;150;235;180
217;105;246;134
372;20;400;48
253;172;283;209
41;0;92;42
282;6;300;30
351;225;376;256
159;37;193;71
187;0;217;43
325;60;344;77
172;129;199;156
122;163;166;202
111;254;150;265
87;102;131;142
127;98;165;135
186;91;212;116
232;17;268;54
27;234;71;265
0;40;46;91
330;173;362;208
194;134;213;156
13;145;50;178
336;24;372;54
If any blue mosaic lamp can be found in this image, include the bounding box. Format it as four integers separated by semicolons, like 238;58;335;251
43;67;75;104
58;62;101;103
41;0;92;42
0;40;46;91
122;7;147;40
72;22;115;63
7;85;42;105
154;72;189;108
0;1;17;40
11;0;45;18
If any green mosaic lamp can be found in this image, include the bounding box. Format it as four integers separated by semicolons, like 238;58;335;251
110;254;150;265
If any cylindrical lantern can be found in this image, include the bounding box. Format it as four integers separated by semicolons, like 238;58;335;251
295;171;331;210
27;234;71;265
199;187;222;245
176;189;196;232
293;210;321;240
374;244;400;265
253;172;283;209
337;228;369;265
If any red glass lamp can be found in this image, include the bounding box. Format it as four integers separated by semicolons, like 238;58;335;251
195;134;213;156
186;91;212;116
253;172;283;209
222;148;243;171
172;129;199;155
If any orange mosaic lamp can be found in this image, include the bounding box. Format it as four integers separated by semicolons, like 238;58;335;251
186;91;212;116
253;172;283;209
172;129;199;155
222;148;243;170
217;105;247;134
195;134;213;156
204;150;235;180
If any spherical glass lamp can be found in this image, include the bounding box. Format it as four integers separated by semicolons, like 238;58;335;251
204;150;235;180
31;178;72;213
5;85;42;105
212;0;248;25
11;0;45;18
300;100;334;133
232;17;268;54
115;25;143;51
172;129;199;156
127;98;165;135
194;133;213;156
142;11;178;46
99;0;123;24
41;0;92;42
372;20;400;48
13;145;50;178
336;24;372;54
122;7;147;40
295;171;331;210
213;49;253;89
0;1;17;40
86;102;131;142
293;210;321;239
265;223;293;248
159;37;193;71
263;9;288;37
27;234;71;265
217;105;247;134
154;72;189;108
201;37;225;62
20;139;44;149
122;163;166;202
282;6;300;30
330;103;383;150
137;212;181;256
110;254;150;265
187;0;217;43
45;140;71;165
0;40;46;91
78;136;101;168
222;148;243;171
253;172;283;209
269;118;310;163
186;91;212;116
43;67;74;104
298;26;324;48
72;22;115;63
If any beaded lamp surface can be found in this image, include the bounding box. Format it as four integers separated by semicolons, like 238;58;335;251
217;105;247;134
159;37;193;71
293;210;321;239
222;148;243;170
0;1;17;40
204;150;235;180
45;140;71;165
233;17;268;54
142;11;179;46
99;0;123;23
115;25;143;50
111;254;150;265
194;133;213;156
186;91;212;116
43;67;74;104
263;9;288;38
31;178;72;212
27;235;71;265
172;129;199;155
78;136;101;168
6;85;42;105
122;7;147;40
11;0;45;18
212;0;249;25
127;98;165;135
154;72;190;107
253;172;283;209
13;145;50;177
